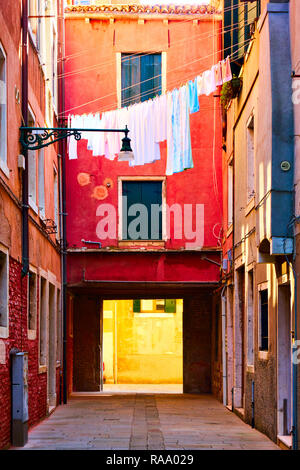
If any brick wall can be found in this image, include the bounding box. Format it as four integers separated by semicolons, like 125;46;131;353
0;257;48;449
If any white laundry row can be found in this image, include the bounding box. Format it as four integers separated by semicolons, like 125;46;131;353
68;56;232;175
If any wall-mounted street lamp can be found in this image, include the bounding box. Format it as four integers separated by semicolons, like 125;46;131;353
19;125;134;161
117;126;134;162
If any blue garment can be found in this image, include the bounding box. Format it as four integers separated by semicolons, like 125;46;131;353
180;86;193;171
188;78;199;114
171;89;183;173
170;87;193;174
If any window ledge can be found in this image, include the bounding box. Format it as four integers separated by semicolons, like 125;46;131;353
278;274;289;286
29;198;39;215
28;27;45;74
246;365;254;373
0;326;9;339
277;435;292;450
38;364;47;374
118;240;165;249
245;196;255;216
258;350;269;360
0;160;10;179
226;224;233;238
28;329;37;340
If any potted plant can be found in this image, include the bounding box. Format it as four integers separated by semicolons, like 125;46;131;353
221;74;243;109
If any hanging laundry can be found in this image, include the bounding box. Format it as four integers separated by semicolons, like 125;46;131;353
91;113;106;157
129;100;161;167
166;87;193;175
179;85;193;171
153;93;167;143
166;92;174;176
127;102;143;166
81;113;95;150
67;56;233;173
102;110;119;160
196;74;204;96
222;56;232;83
68;114;83;160
213;62;223;87
200;69;216;96
188;78;199;114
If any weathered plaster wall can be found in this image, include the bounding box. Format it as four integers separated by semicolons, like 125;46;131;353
64;16;223;253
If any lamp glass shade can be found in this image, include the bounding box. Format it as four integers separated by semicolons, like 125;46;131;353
118;151;134;162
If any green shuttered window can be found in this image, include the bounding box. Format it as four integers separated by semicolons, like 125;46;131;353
122;181;162;240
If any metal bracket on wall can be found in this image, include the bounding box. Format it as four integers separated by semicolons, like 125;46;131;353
20;127;82;151
20;126;130;151
41;218;58;235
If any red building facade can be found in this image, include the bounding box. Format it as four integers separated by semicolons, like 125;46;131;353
64;3;223;395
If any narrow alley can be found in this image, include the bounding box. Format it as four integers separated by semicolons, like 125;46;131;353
1;0;300;454
15;394;278;450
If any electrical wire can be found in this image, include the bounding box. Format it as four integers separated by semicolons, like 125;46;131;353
57;10;256;101
57;0;257;65
59;36;253;116
57;3;257;79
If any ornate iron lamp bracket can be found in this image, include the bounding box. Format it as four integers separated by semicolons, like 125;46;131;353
20;127;82;151
20;126;130;151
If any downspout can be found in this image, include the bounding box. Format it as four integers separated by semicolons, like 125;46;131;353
221;285;227;406
231;116;236;410
292;257;298;450
57;0;67;405
57;153;62;405
21;0;29;278
291;196;298;449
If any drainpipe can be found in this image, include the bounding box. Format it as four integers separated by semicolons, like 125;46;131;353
292;257;298;449
251;380;255;428
291;208;298;449
21;0;29;278
57;0;67;405
221;285;227;406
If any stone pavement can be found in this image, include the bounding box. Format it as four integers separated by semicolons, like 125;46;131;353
14;394;279;450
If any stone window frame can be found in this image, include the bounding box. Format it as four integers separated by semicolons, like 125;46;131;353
39;271;48;373
0;40;8;178
246;111;255;206
28;105;39;215
117;176;167;246
53;163;59;239
116;51;167;109
56;287;62;365
0;243;9;339
28;264;38;340
38;268;61;375
246;264;255;369
227;156;233;230
258;280;269;359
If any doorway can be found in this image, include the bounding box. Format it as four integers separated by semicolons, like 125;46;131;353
277;283;292;437
102;299;183;392
71;287;214;395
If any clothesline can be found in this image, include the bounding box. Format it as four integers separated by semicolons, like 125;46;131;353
68;56;232;176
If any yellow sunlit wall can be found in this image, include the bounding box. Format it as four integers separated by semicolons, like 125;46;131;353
103;299;183;384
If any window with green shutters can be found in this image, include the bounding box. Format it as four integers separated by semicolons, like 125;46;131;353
122;181;163;240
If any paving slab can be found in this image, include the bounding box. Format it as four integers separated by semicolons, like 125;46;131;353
12;393;279;450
